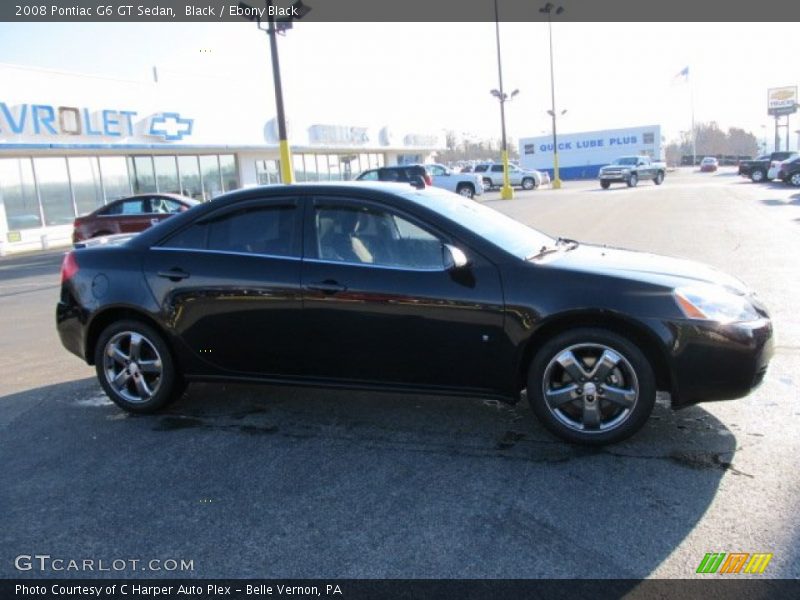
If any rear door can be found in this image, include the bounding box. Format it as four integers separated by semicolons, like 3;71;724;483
142;196;305;376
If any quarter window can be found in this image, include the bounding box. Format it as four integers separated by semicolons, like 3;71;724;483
314;205;445;270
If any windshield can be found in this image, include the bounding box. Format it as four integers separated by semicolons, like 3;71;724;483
612;157;639;166
401;187;554;259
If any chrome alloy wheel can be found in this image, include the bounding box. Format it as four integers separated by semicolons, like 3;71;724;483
102;331;163;404
541;343;639;433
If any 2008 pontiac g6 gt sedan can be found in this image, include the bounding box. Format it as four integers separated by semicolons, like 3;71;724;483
56;182;774;445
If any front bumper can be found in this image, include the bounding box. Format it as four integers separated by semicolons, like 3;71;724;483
599;172;629;183
664;317;774;408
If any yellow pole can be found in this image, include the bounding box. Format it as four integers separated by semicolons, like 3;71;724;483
500;150;514;199
279;139;293;184
552;149;562;189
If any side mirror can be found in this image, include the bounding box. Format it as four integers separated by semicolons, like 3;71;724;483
443;244;470;270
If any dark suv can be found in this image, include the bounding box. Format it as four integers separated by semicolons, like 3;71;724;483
356;165;432;187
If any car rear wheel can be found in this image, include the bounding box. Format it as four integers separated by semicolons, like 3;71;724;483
522;177;536;190
750;169;765;182
482;177;493;190
600;180;611;189
527;328;656;445
94;319;183;414
790;173;800;187
653;172;664;185
456;183;475;198
627;173;638;187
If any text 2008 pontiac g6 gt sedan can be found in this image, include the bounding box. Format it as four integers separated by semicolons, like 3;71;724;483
57;182;773;445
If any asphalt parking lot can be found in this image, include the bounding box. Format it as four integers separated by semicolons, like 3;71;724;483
1;168;799;579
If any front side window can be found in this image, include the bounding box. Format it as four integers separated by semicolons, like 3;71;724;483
314;204;445;270
162;202;298;257
490;165;504;173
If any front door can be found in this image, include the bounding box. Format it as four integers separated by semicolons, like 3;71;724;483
301;196;505;394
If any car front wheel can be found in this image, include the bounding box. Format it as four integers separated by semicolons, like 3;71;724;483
482;177;493;190
790;173;800;187
653;172;664;185
600;180;611;189
627;173;638;187
522;177;536;190
750;169;765;182
527;328;656;445
94;319;183;414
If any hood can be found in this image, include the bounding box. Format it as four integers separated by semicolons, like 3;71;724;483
547;244;748;293
600;164;631;171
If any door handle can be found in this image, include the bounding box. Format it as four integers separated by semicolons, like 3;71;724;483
157;268;190;281
305;280;347;295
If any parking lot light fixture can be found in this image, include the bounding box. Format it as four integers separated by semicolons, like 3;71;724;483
540;2;565;189
493;0;515;200
238;1;310;184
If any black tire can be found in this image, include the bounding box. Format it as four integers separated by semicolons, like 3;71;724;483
526;328;656;445
626;173;639;187
456;183;475;198
653;171;664;185
94;319;183;414
600;180;611;189
789;172;800;187
750;169;765;183
521;177;536;190
482;177;493;190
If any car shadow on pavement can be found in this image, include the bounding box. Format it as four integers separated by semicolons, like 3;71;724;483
760;197;800;206
3;378;738;579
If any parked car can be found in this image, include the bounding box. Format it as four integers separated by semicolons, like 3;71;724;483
425;163;484;198
460;165;474;173
598;156;666;188
777;156;800;187
57;182;773;446
700;157;719;172
72;194;198;244
768;153;799;181
356;165;431;188
738;152;796;182
473;163;542;190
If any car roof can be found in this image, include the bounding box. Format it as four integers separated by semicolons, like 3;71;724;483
106;193;198;205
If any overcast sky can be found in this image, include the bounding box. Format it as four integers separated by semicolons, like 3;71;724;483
1;21;798;148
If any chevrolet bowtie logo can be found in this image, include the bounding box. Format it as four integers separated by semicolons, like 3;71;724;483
149;112;194;141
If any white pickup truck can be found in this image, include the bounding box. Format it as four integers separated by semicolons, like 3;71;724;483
426;164;485;199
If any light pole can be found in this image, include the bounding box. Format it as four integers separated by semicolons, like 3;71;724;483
540;2;564;189
493;0;515;200
239;1;310;184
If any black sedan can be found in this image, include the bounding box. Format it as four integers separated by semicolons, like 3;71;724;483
56;183;773;445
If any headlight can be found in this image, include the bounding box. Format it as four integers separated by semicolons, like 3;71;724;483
622;168;631;174
674;285;759;323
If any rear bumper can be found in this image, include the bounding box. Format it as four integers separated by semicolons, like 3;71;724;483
56;294;89;362
666;318;774;408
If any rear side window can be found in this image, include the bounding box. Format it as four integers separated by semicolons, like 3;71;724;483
101;199;146;216
161;202;299;257
473;165;488;172
490;165;504;173
358;170;379;181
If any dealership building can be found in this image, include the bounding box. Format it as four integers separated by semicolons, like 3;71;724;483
0;63;442;254
519;125;662;180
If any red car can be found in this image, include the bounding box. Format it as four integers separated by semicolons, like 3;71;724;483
72;194;198;243
700;157;719;172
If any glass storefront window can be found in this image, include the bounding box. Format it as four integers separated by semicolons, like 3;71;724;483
177;156;202;200
0;158;41;230
68;157;103;216
154;156;179;194
129;156;156;194
328;155;341;181
256;159;280;185
199;155;222;200
33;157;74;226
316;154;329;181
98;156;130;202
219;154;239;192
293;155;306;182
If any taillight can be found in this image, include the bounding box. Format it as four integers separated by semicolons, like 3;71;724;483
61;251;79;284
424;174;433;186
